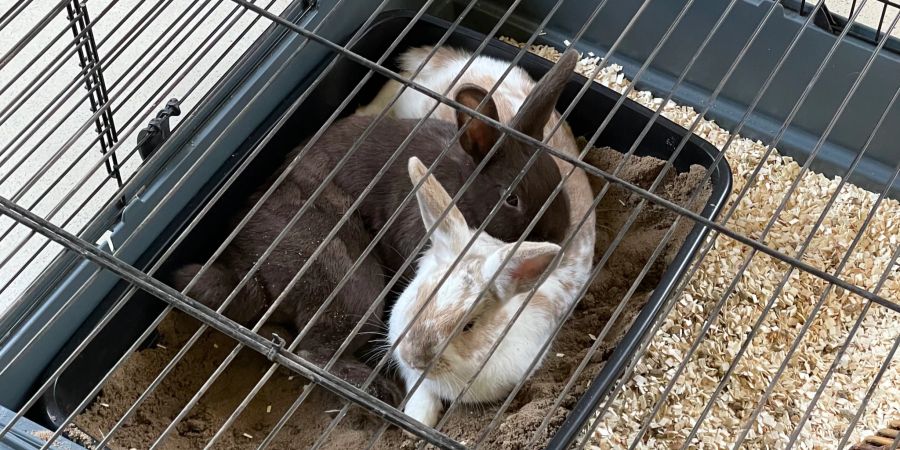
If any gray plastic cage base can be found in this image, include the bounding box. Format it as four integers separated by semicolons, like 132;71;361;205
0;407;83;450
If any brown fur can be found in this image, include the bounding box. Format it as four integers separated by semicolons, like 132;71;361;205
455;299;508;361
392;46;593;255
311;113;568;282
454;84;500;160
401;280;506;365
316;51;579;281
166;151;401;404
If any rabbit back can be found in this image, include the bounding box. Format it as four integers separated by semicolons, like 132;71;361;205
305;114;526;278
169;152;385;347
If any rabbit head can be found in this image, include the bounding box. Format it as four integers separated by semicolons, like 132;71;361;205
448;49;580;245
391;157;560;405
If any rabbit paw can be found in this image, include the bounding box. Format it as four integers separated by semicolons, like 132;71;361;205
329;360;403;406
366;375;404;407
404;387;441;430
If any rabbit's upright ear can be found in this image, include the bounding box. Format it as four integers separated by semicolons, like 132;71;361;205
407;157;470;250
454;84;500;163
510;48;578;143
482;242;560;299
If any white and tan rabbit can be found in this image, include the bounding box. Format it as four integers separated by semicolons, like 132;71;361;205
356;46;595;252
390;157;594;427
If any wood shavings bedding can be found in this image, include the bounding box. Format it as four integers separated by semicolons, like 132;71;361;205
500;37;900;449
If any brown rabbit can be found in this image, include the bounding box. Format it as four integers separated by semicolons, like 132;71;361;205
167;150;402;404
312;49;580;279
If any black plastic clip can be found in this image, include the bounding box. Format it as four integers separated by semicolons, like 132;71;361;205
137;98;182;160
267;333;287;361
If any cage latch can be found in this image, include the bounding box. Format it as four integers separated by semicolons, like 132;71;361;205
267;333;287;361
137;98;182;160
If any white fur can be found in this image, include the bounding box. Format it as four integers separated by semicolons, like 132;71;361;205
356;46;534;124
390;157;593;427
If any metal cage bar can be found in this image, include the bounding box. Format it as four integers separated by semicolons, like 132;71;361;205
1;0;899;449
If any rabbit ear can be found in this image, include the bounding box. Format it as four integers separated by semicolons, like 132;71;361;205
509;48;578;142
407;157;470;248
482;241;561;299
454;84;500;163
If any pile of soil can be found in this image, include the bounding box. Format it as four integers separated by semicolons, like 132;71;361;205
73;145;711;449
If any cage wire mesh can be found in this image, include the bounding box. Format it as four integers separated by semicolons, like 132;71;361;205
0;0;898;449
0;0;297;308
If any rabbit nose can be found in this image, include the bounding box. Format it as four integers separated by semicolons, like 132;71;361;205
407;359;428;371
410;352;435;371
401;347;435;371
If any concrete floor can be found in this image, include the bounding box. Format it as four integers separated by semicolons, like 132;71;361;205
829;0;900;38
0;0;897;318
0;0;290;315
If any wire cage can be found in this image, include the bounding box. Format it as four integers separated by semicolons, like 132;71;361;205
0;0;898;449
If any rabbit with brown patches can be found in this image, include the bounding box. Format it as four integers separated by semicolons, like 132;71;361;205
166;150;402;404
357;45;596;297
388;156;593;428
316;48;579;283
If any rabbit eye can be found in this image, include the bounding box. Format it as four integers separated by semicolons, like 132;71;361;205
463;320;475;332
505;193;519;207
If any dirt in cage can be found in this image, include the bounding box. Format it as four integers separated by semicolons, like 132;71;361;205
74;143;710;449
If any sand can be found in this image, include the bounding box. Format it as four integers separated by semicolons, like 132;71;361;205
73;145;711;449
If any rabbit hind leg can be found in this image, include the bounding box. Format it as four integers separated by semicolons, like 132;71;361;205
169;261;268;325
296;337;402;407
